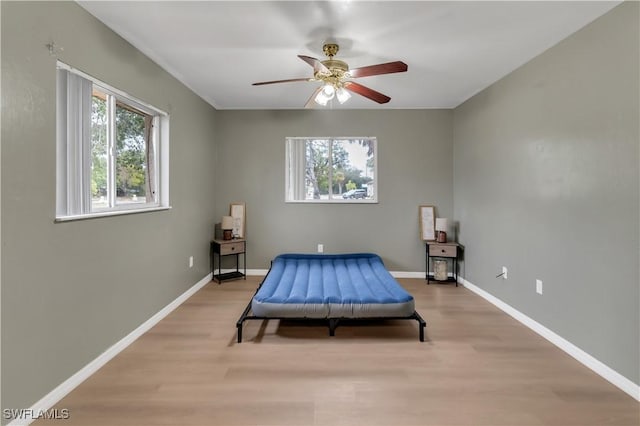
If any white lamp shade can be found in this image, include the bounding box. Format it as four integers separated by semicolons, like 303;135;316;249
315;84;336;106
314;90;329;106
322;84;335;97
336;87;351;104
221;216;234;230
435;218;448;232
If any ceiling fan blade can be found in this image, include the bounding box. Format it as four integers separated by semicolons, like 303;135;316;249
344;81;391;104
348;61;408;78
298;55;329;73
304;87;323;109
252;77;313;86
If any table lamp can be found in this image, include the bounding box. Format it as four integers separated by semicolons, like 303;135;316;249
221;215;234;240
435;218;448;243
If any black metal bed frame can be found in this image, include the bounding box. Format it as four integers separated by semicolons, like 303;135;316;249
235;264;427;343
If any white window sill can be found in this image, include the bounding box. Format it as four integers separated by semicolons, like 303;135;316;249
55;206;172;222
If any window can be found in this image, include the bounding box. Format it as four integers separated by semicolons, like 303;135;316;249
286;137;377;202
56;62;169;220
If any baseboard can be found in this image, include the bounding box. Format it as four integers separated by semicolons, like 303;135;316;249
216;268;268;276
245;269;426;280
391;271;425;279
459;276;640;401
8;273;213;426
245;269;447;280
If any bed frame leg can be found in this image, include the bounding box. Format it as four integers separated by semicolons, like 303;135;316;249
328;318;339;336
235;299;254;344
237;322;243;343
413;311;426;342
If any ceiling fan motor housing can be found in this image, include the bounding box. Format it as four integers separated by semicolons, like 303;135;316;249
316;59;349;80
316;43;350;82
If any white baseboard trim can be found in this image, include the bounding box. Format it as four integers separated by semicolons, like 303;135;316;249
8;273;213;426
243;269;427;280
459;276;640;401
216;268;268;276
391;271;425;279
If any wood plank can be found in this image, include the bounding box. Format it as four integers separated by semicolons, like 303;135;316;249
34;277;639;426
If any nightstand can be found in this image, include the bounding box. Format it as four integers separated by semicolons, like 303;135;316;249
211;239;246;283
425;241;462;286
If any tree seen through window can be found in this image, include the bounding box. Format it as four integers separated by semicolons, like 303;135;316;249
91;90;149;210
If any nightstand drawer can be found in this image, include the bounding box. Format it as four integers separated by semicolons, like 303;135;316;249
220;241;245;255
429;244;457;257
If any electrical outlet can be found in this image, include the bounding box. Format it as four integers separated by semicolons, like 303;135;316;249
536;279;543;295
189;256;193;268
502;266;508;280
317;244;324;253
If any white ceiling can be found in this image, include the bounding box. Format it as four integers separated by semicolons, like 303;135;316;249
77;1;620;110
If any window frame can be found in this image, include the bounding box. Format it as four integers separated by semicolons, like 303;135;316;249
55;62;170;221
285;137;378;204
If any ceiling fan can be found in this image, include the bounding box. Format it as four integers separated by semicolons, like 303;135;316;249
252;43;408;107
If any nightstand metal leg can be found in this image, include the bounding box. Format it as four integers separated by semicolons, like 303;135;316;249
425;243;430;284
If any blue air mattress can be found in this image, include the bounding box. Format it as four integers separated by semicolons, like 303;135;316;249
251;253;415;318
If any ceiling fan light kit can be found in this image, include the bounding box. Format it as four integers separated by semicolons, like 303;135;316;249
314;82;351;106
253;43;408;107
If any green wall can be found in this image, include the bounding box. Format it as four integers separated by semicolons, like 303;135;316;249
214;109;453;271
1;1;218;416
453;2;639;386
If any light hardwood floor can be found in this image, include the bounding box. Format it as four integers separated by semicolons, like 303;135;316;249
36;277;639;426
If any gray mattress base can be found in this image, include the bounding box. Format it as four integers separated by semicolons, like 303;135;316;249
251;299;416;319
